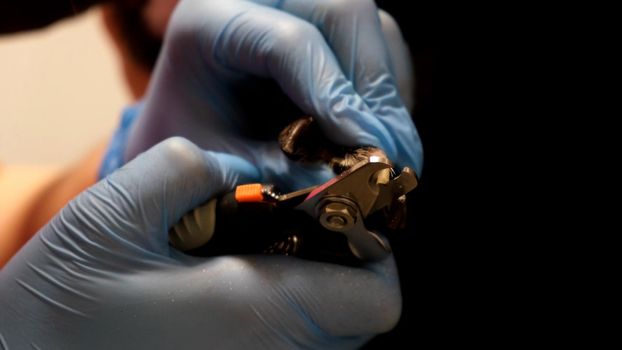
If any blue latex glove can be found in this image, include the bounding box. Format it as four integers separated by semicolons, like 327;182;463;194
1;138;401;349
109;0;422;190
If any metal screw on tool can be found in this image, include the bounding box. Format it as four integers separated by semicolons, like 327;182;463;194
319;201;357;232
327;215;346;227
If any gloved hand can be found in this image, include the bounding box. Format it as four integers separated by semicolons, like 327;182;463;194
101;0;422;190
1;138;401;349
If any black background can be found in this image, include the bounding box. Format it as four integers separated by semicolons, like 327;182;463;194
365;2;443;346
364;2;485;347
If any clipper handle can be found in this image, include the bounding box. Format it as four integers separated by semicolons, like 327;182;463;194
169;190;361;265
169;191;280;256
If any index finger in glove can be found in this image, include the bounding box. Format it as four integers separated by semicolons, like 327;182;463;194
107;252;401;348
244;254;403;338
254;0;405;111
169;1;399;162
246;0;422;172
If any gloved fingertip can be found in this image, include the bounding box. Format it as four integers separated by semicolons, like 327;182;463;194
414;150;424;177
406;137;424;177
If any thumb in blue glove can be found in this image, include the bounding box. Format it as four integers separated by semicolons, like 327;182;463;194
1;137;401;349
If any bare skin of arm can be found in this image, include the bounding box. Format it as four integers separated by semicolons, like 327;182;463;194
0;139;107;267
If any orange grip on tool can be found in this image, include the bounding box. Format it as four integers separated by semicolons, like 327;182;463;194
235;184;264;202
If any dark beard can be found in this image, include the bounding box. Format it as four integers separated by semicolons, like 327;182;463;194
112;0;162;72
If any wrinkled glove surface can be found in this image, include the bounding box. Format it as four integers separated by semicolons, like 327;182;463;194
105;0;422;189
1;138;401;349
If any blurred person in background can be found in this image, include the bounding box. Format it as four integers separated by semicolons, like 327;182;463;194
1;0;433;347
